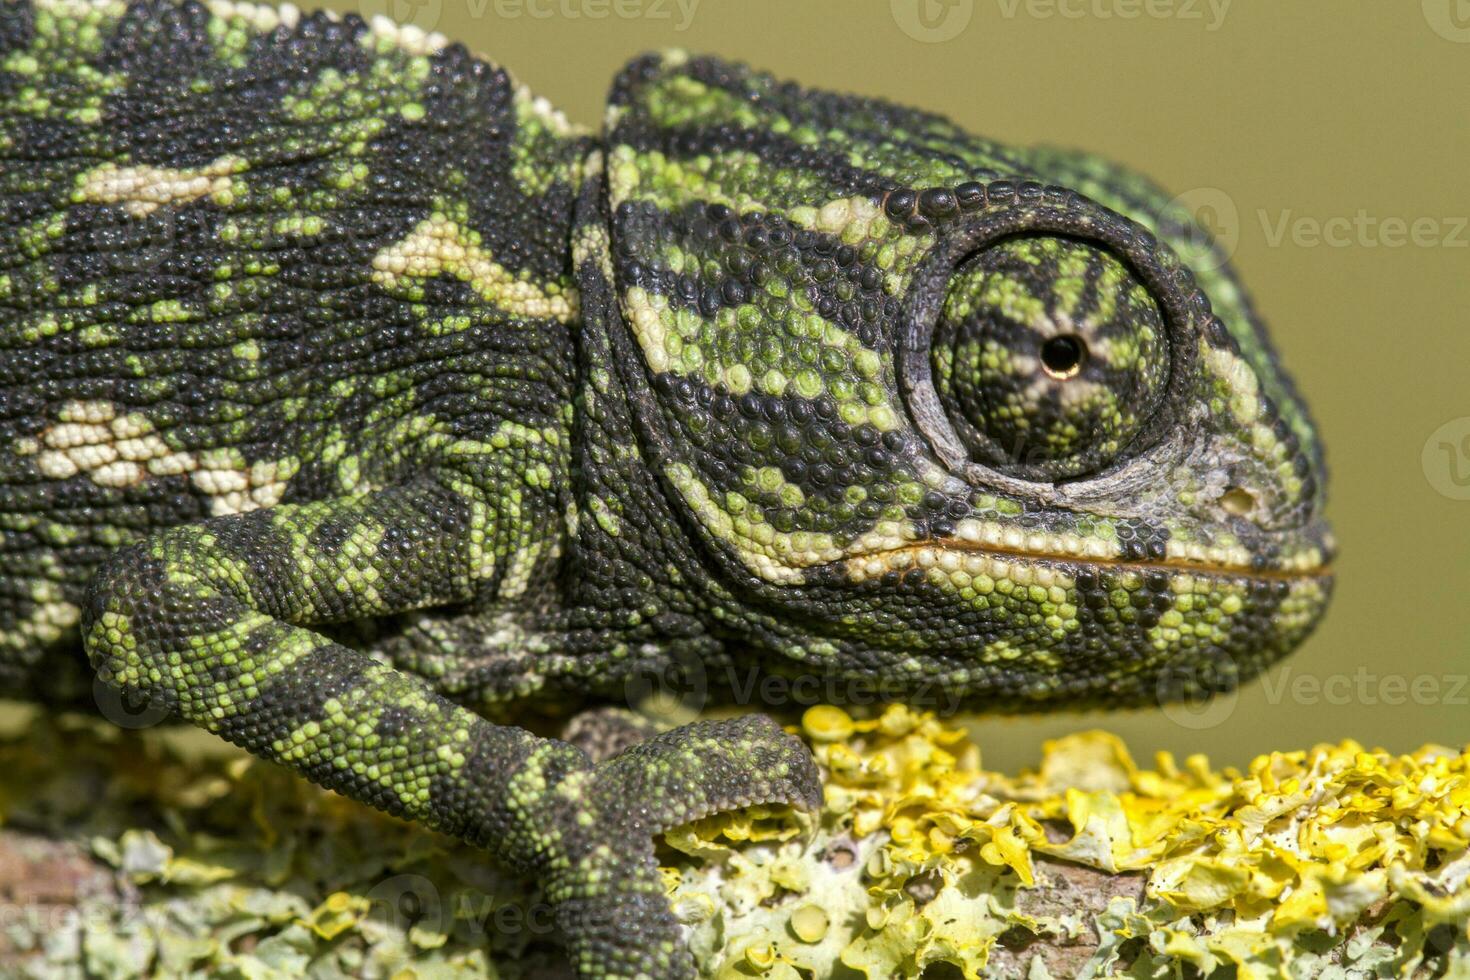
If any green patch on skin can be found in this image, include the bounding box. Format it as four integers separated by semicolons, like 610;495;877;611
640;73;778;135
587;496;620;536
510;86;587;197
665;461;842;584
636;68;1022;194
624;286;899;431
611;145;794;220
204;6;255;68
611;143;885;230
8;1;126;129
745;465;806;510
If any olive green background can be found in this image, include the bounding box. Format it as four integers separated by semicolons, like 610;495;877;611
318;0;1466;770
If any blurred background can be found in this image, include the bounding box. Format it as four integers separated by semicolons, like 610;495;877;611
320;0;1467;771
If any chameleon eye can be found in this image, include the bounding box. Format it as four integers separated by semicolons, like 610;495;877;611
926;235;1171;482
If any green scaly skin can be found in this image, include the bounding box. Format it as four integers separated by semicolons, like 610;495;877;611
0;2;1333;975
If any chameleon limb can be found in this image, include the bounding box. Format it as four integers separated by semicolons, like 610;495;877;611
80;480;819;979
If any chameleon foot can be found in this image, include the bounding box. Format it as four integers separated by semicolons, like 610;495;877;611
542;714;821;978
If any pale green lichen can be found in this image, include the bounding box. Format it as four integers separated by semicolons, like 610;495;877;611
0;707;1466;978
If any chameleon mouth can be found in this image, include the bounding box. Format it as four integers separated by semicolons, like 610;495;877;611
842;539;1333;586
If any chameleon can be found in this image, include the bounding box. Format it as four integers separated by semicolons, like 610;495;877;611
0;0;1334;975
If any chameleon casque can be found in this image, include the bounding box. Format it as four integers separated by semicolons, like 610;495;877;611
0;0;1334;975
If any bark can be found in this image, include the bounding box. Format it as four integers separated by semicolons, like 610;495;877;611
0;708;1464;979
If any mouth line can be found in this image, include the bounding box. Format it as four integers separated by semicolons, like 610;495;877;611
841;540;1334;582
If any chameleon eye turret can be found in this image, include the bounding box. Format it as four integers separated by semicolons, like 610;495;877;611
924;235;1170;482
603;54;1333;721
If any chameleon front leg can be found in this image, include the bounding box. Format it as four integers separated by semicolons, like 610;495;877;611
81;477;819;978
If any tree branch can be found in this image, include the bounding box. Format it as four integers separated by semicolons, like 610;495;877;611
0;707;1465;978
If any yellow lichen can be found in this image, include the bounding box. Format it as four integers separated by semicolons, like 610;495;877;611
668;705;1470;978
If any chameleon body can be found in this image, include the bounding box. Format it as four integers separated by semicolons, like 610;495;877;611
0;1;1333;975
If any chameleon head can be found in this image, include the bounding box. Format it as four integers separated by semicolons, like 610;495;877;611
599;52;1333;709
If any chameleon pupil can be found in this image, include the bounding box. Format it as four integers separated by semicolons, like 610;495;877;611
1040;335;1086;379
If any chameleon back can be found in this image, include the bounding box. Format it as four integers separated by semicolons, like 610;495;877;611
0;0;589;691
